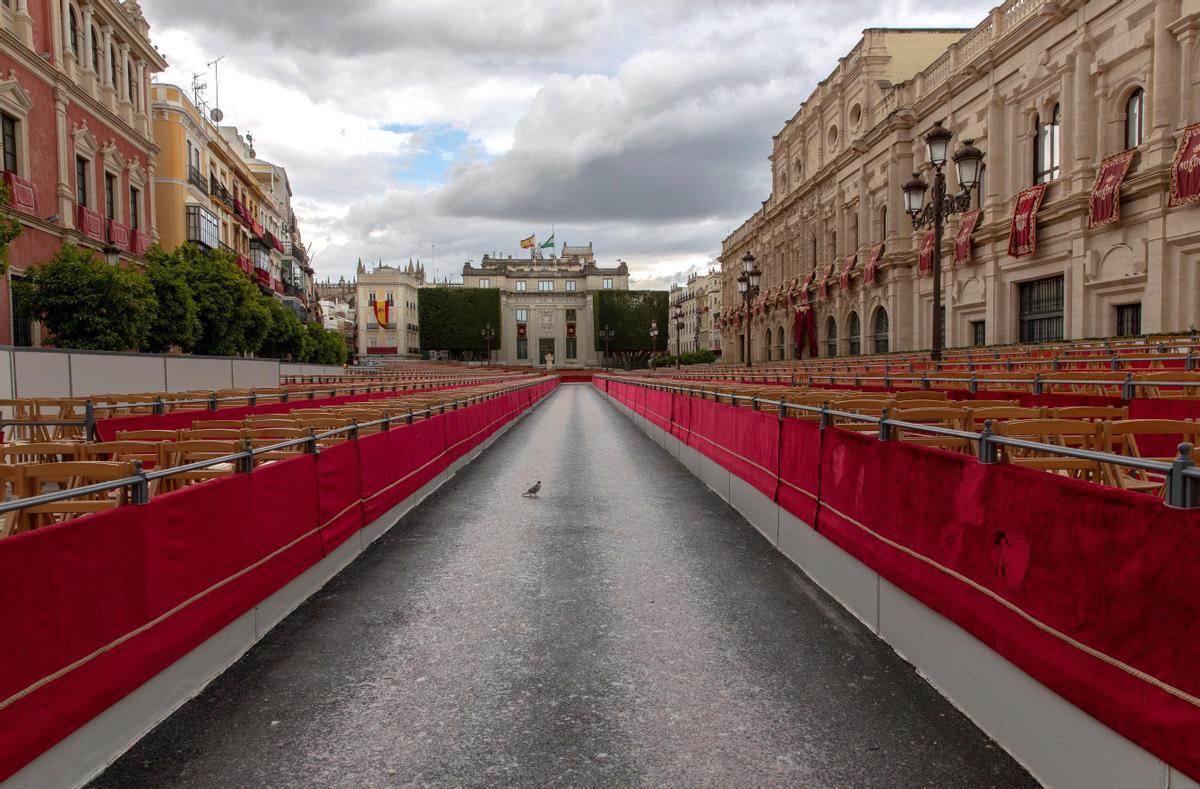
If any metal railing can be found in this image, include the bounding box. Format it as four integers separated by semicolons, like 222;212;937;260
0;378;553;518
599;376;1200;509
0;374;536;443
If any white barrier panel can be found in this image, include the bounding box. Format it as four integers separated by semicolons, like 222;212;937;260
163;357;235;393
11;350;71;398
69;353;167;397
231;359;280;389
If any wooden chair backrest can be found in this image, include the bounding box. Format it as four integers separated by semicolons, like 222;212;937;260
178;429;244;441
115;429;179;442
894;390;949;401
1048;406;1130;421
190;420;244;430
12;461;133;536
0;442;82;464
80;441;160;463
994;418;1101;445
1102;419;1200;458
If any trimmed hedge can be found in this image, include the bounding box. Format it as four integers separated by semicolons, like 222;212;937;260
418;288;502;352
593;290;669;352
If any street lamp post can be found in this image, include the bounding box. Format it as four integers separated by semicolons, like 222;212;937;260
481;323;495;365
600;324;614;369
901;121;985;365
736;251;761;368
649;320;659;368
673;306;685;369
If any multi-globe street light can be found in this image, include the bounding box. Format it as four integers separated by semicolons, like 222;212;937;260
735;251;761;368
480;323;495;365
672;306;685;369
901;120;985;364
600;324;615;369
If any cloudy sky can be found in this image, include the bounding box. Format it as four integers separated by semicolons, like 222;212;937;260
141;0;993;289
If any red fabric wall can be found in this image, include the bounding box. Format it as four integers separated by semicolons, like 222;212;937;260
594;378;1200;780
0;381;556;781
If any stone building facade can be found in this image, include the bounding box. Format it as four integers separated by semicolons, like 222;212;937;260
719;0;1200;362
354;259;425;359
0;0;166;344
461;244;628;367
669;269;722;355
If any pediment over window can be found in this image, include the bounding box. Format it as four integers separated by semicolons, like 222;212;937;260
0;72;34;116
72;123;99;157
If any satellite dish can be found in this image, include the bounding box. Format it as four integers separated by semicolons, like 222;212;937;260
210;107;224;123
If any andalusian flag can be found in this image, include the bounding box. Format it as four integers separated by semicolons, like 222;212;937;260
520;234;536;249
540;233;555;249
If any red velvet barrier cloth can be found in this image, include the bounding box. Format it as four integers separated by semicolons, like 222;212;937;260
1007;184;1047;258
1168;122;1200;208
1088;150;1135;228
359;417;448;524
643;388;674;433
815;428;1200;780
315;441;365;553
686;398;779;498
0;457;322;781
776;418;821;525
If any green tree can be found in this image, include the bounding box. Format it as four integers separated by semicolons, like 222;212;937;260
16;244;156;351
143;248;201;353
593;290;669;368
0;182;23;275
258;297;306;361
298;322;347;365
165;244;269;357
418;288;501;354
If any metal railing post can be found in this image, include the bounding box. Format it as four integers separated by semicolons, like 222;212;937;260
978;419;999;464
1189;352;1198;372
819;400;833;429
209;393;219;411
878;408;894;441
751;396;760;412
968;376;978;395
153;398;166;416
407;410;415;425
1121;373;1136;401
130;459;151;505
84;400;96;442
305;433;320;455
920;375;930;390
249;392;258;407
237;439;255;473
1166;443;1200;509
1032;373;1044;396
382;414;392;431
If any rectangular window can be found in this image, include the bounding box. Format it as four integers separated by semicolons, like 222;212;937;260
566;337;577;359
538;280;553;291
1;112;17;174
515;309;528;322
565;309;577;322
1116;304;1142;337
517;337;528;360
479;279;490;288
75;156;89;207
1018;275;1064;343
602;278;613;289
129;187;140;231
104;173;116;219
971;320;986;347
515;280;527;292
565;280;577;291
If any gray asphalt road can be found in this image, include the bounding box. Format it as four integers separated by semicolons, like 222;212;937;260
90;384;1034;788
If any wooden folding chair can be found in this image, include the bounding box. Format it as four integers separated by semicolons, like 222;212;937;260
178;428;244;441
890;407;972;451
156;440;244;492
80;441;161;466
994;419;1104;480
1047;406;1130;421
0;442;82;465
966;406;1045;431
12;461;132;535
115;429;179;443
1101;419;1200;493
0;464;20;538
190;420;245;430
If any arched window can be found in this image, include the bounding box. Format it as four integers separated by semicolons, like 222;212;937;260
1125;88;1145;149
848;312;861;356
109;44;117;86
810;236;817;267
126;60;135;107
764;329;773;361
777;326;785;360
878;205;888;242
68;6;79;56
825;317;838;358
90;27;99;72
873;307;890;354
1034;104;1061;184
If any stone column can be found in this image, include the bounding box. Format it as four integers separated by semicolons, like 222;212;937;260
147;160;159;241
1151;0;1183;152
54;89;74;230
985;92;1005;210
59;0;72;64
857;168;870;253
82;5;94;74
1171;16;1199;125
1072;36;1095;190
118;43;130;102
15;0;34;46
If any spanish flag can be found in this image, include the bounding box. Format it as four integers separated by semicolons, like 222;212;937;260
519;234;536;249
373;300;389;326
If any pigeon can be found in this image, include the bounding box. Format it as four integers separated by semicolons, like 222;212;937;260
523;481;542;498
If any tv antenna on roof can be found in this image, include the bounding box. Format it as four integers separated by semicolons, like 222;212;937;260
207;55;226;123
190;72;207;107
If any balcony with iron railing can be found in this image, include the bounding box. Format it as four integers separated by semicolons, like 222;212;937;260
209;176;233;208
188;165;206;194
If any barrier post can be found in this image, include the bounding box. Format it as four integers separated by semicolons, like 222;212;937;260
1121;374;1136;401
305;433;320;455
819;400;832;430
1032;373;1044;396
130;459;151;505
249;392;257;407
968;376;978;395
153;398;166;416
236;439;255;474
209;393;219;411
349;420;360;441
978;420;999;464
84;401;96;442
1165;443;1200;509
878;407;894;441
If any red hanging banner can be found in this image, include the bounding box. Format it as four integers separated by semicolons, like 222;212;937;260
817;262;835;300
1088;149;1135;228
800;270;815;302
838;253;857;292
954;210;981;266
1168;122;1200;208
864;243;883;285
1007;183;1048;258
918;229;935;276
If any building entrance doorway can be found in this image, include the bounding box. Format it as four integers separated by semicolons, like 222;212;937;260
539;338;556;366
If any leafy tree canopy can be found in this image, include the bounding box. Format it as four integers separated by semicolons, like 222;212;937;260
593;290;669;352
0;182;22;275
143;247;201;353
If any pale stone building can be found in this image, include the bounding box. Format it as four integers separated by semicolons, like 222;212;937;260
461;244;628;367
354;259;425;359
669;270;722;355
720;0;1200;362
